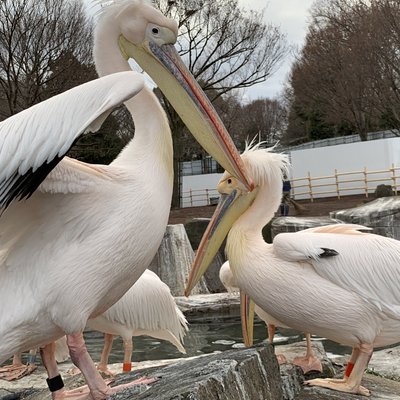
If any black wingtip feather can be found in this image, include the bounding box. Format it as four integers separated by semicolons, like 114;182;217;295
0;154;63;211
319;248;339;258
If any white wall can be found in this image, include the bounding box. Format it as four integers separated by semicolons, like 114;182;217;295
182;173;222;207
290;138;400;199
180;138;400;205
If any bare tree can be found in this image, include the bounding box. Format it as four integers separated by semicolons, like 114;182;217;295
285;0;400;144
155;0;288;206
0;0;93;119
239;98;286;145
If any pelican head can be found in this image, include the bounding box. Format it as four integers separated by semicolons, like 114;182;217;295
96;0;252;190
185;144;289;294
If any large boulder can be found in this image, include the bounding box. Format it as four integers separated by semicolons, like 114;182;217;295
184;218;227;293
271;217;343;239
330;196;400;239
111;345;283;400
149;224;209;296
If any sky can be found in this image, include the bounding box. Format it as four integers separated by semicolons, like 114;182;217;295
238;0;315;101
84;0;316;102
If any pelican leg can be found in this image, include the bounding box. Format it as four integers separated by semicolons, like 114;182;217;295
97;333;115;377
268;324;287;364
267;324;275;344
65;333;156;400
292;333;323;373
0;350;37;381
316;347;360;384
305;343;372;396
122;338;133;373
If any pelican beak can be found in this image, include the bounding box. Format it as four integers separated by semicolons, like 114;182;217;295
119;35;253;191
184;187;258;296
240;290;255;347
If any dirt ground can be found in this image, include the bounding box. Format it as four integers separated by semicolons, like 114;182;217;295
168;194;375;225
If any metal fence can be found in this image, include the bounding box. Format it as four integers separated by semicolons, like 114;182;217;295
181;188;221;208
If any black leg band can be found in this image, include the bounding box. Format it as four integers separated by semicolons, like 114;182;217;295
46;374;64;392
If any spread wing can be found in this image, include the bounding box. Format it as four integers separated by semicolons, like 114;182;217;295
273;224;400;319
0;71;144;210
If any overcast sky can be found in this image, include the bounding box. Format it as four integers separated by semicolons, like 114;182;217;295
85;0;315;102
238;0;315;101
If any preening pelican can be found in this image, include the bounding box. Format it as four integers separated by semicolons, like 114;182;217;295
0;0;250;398
219;261;322;373
85;270;188;374
186;143;400;396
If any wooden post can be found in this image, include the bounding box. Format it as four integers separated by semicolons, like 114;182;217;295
364;167;368;197
335;169;340;199
391;163;397;195
308;171;313;202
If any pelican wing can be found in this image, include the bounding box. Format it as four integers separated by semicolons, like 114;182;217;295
97;270;188;346
38;156;114;194
273;225;400;319
0;71;144;210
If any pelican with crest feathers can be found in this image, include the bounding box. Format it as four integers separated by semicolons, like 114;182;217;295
0;0;251;398
186;143;400;396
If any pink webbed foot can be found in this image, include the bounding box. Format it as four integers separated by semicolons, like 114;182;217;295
276;354;287;364
0;363;37;381
96;364;115;378
52;376;158;399
293;354;323;374
304;378;370;396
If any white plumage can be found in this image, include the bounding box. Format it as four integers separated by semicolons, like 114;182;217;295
0;0;247;398
187;144;400;396
219;260;322;373
86;270;188;372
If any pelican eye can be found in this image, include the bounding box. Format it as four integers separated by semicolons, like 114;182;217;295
152;27;159;35
227;178;232;184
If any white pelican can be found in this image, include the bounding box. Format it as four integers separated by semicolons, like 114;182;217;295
219;261;322;373
0;0;251;398
186;143;400;396
85;269;188;375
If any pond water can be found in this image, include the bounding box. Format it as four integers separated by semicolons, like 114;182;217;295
84;314;352;365
2;315;352;367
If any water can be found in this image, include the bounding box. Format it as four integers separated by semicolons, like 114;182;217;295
84;315;352;365
2;315;352;367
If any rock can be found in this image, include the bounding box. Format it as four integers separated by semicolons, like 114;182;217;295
271;217;343;238
368;347;400;380
330;196;400;239
184;218;227;293
110;345;283;400
280;364;304;400
275;340;335;380
374;184;394;198
21;346;282;400
175;293;240;317
149;224;209;296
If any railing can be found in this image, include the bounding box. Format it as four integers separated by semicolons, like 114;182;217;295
180;158;223;176
181;188;221;208
292;164;400;201
180;164;400;207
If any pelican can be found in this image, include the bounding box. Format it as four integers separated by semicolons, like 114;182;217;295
85;269;188;375
3;270;187;377
186;143;400;396
0;0;251;398
219;261;322;373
